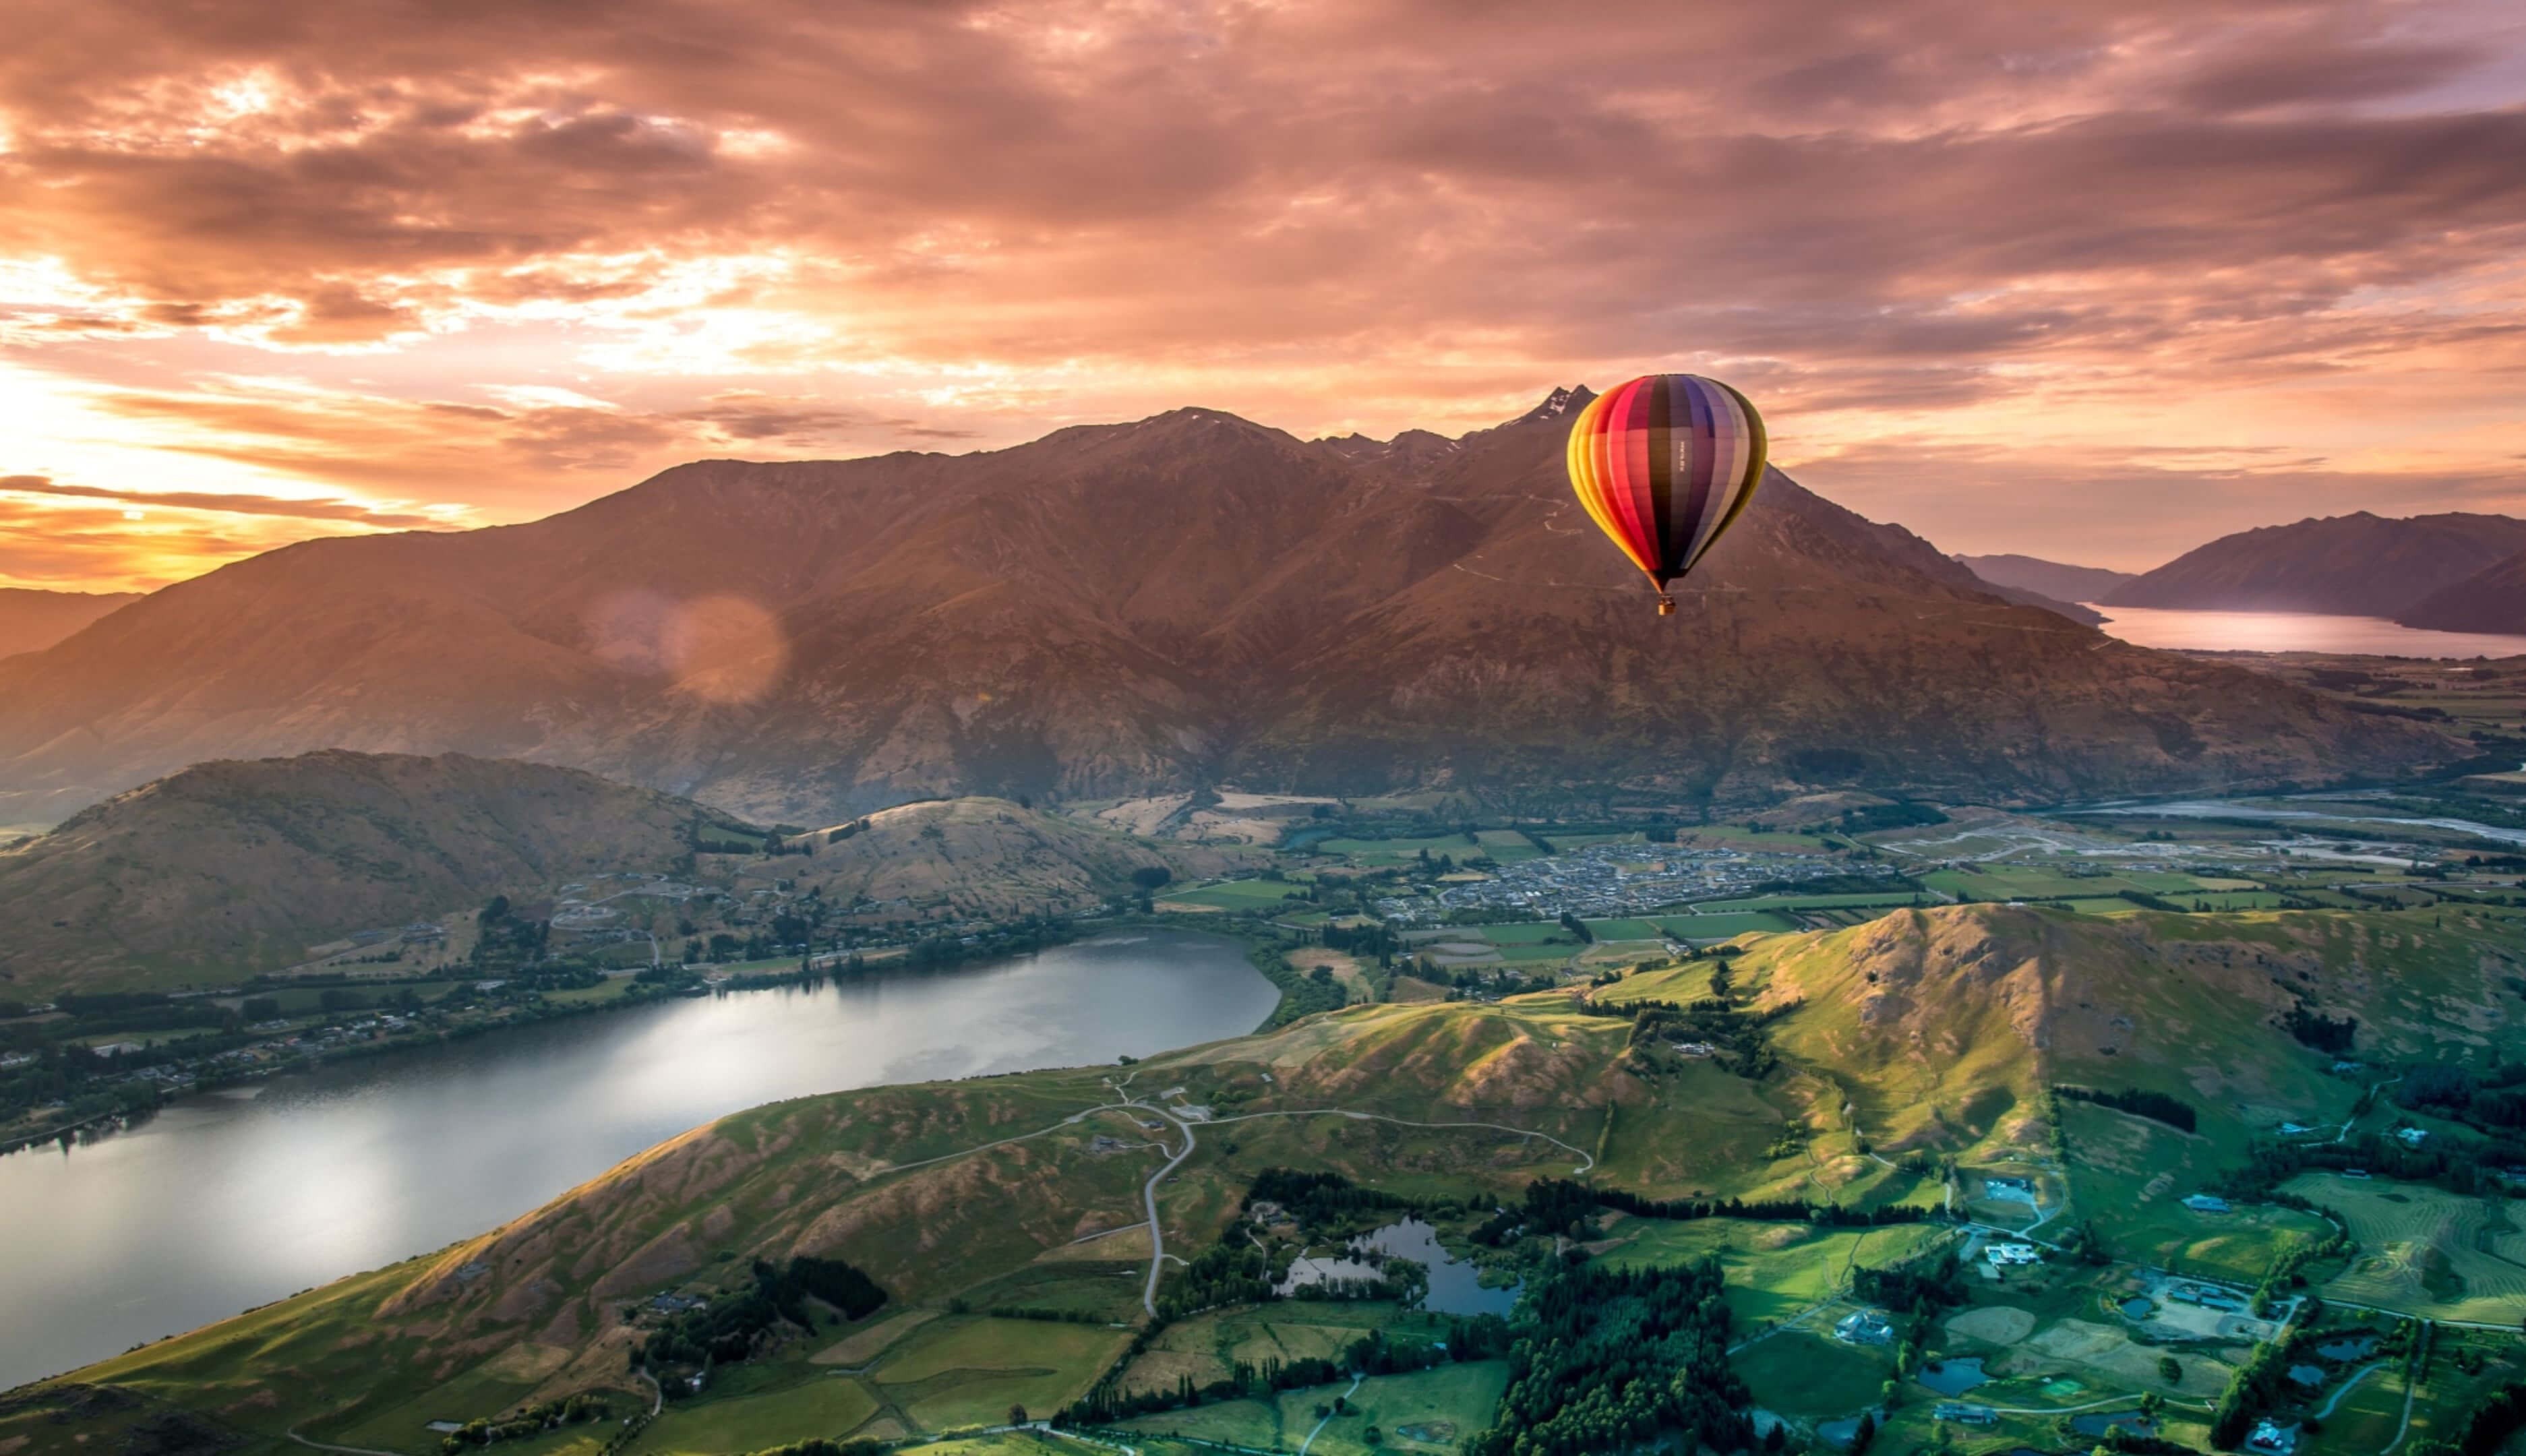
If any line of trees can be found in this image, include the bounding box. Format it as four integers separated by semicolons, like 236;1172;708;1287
1478;1177;1930;1246
2055;1084;2198;1133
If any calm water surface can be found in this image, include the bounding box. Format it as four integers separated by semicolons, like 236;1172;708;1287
2089;604;2526;659
0;930;1274;1390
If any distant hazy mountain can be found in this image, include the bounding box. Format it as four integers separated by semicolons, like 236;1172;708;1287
0;750;750;994
2102;512;2526;617
2397;549;2526;635
0;396;2454;824
0;588;141;659
1954;554;2138;605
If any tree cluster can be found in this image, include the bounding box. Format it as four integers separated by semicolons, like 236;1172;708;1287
638;1256;885;1380
1466;1255;1753;1456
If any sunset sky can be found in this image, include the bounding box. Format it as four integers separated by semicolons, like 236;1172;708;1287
3;0;2523;591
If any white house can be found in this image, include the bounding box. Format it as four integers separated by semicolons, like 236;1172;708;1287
1985;1242;2042;1267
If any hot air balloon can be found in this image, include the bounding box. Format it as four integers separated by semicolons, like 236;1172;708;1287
1565;374;1768;615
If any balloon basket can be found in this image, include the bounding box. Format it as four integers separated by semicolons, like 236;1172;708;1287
1656;596;1675;617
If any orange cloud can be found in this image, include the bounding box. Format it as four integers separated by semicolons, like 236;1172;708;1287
0;0;2521;585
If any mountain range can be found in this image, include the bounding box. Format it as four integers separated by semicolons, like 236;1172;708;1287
0;393;2459;825
1952;553;2136;611
2101;511;2526;619
0;587;141;661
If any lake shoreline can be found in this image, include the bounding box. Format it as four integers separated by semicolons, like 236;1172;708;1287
0;928;1280;1391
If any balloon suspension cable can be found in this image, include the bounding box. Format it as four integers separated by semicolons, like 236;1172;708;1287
1656;593;1675;617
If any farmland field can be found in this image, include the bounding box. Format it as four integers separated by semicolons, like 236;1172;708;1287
870;1316;1132;1432
1118;1359;1509;1456
1731;1329;1896;1416
1317;834;1482;866
1656;911;1799;938
1472;829;1544;863
1163;879;1314;909
2285;1174;2526;1322
1687;891;1931;913
1598;1219;1948;1323
624;1377;880;1454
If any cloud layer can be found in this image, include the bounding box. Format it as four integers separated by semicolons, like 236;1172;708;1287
3;0;2524;585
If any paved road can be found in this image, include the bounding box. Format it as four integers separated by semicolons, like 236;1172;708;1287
1121;1103;1199;1318
285;1428;404;1456
2384;1372;2421;1455
2312;1362;2381;1420
1296;1373;1365;1456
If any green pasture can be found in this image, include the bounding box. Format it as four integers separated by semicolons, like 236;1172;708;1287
2287;1174;2526;1322
630;1378;880;1453
1687;890;1929;913
1119;1359;1509;1456
1654;911;1799;938
1472;830;1545;863
872;1316;1131;1432
1317;834;1482;866
1732;1329;1895;1417
1600;1219;1947;1324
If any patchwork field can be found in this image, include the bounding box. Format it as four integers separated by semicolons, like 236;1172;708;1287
1598;1218;1950;1323
2287;1173;2526;1322
870;1316;1134;1432
1117;1359;1510;1456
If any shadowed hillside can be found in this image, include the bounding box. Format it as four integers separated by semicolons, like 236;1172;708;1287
2103;511;2526;617
0;750;756;995
2397;547;2526;634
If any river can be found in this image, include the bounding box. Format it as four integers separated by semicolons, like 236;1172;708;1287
2088;604;2526;659
0;930;1275;1391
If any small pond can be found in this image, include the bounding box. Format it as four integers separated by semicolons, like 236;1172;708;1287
2070;1412;2153;1438
2318;1337;2378;1362
1273;1217;1521;1318
2119;1296;2155;1319
2288;1364;2327;1388
1919;1358;1992;1396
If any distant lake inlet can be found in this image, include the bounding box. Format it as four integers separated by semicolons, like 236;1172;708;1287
2089;605;2526;659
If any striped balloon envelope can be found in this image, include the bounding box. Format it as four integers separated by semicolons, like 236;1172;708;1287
1565;374;1768;615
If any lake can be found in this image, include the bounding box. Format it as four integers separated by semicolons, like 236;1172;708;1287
2088;604;2526;659
0;930;1275;1391
1275;1216;1522;1318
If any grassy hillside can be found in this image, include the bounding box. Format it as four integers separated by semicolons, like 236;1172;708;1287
20;903;2526;1455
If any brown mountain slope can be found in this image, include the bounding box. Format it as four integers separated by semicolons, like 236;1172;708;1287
0;398;2457;824
2102;510;2526;617
2395;547;2526;634
0;750;753;995
0;587;140;659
